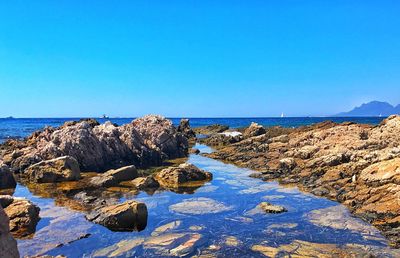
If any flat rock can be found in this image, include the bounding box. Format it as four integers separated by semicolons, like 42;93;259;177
169;197;232;215
92;238;144;257
151;220;182;236
90;165;138;187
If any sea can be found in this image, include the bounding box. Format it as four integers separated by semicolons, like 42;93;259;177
0;117;385;143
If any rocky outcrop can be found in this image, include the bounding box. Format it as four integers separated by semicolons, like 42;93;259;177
86;201;147;231
154;163;212;188
2;115;189;173
177;119;196;139
90;165;138;187
0;206;19;258
0;195;40;238
243;122;266;138
0;165;16;190
25;156;80;183
205;115;400;247
193;124;229;135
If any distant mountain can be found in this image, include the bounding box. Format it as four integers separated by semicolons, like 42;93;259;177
336;101;400;117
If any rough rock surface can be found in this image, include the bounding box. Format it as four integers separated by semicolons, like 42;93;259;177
193;124;229;135
0;164;16;190
0;205;19;258
86;200;147;231
259;202;287;213
2;115;189;173
205;115;400;247
243;122;266;138
90;165;138;187
154;163;212;188
0;195;40;238
131;176;160;190
177;119;196;139
25;156;81;183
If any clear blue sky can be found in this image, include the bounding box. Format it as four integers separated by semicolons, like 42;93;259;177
1;1;399;117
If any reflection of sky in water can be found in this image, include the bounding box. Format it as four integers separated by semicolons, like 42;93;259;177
14;144;395;257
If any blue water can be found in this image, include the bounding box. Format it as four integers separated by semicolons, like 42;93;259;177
0;117;385;143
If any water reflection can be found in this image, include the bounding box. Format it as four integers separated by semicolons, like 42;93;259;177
13;144;400;257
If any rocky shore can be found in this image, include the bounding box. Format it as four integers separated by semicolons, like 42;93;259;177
201;116;400;247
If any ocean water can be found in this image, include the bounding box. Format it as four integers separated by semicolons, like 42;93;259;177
0;117;385;143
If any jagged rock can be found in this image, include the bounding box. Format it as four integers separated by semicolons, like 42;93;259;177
3;115;188;173
90;165;138;187
178;119;196;139
243;122;266;138
1;195;40;238
86;201;147;231
154;163;212;188
0;165;16;190
131;176;160;190
189;148;200;155
25;156;81;183
203;115;400;246
0;206;19;258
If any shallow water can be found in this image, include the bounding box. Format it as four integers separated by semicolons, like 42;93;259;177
15;144;399;257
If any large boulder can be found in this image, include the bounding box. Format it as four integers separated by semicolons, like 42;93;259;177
90;165;138;187
86;201;147;231
243;122;266;138
0;206;19;258
3;115;188;173
0;195;40;238
154;163;212;188
25;156;81;183
0;165;16;190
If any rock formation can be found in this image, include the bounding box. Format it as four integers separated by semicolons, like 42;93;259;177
90;165;138;187
204;115;400;247
177;119;196;139
0;165;16;190
1;115;189;174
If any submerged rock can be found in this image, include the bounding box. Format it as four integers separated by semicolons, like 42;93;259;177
151;220;182;236
86;200;147;231
154;163;212;188
0;206;19;258
90;165;138;187
92;238;144;257
3;115;189;173
25;156;81;183
0;165;16;190
169;197;232;215
143;233;204;257
0;195;40;238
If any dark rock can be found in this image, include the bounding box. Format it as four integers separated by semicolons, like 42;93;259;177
0;206;19;258
178;119;196;139
0;165;16;190
87;201;147;231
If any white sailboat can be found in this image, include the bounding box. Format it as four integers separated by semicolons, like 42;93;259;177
281;112;284;118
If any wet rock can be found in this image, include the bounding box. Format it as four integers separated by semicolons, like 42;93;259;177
143;233;204;257
3;115;188;173
177;119;196;139
224;236;240;247
25;156;81;183
92;238;144;257
259;202;287;214
1;196;40;238
0;165;16;190
189;148;200;155
151;220;182;236
154;163;212;188
90;165;138;187
170;197;232;215
131;176;160;190
86;200;147;231
243;122;266;138
0;206;19;258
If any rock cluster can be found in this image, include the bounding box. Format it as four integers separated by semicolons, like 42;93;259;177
2;115;189;174
205;116;400;247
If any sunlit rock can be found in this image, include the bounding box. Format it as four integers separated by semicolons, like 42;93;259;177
154;163;212;188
